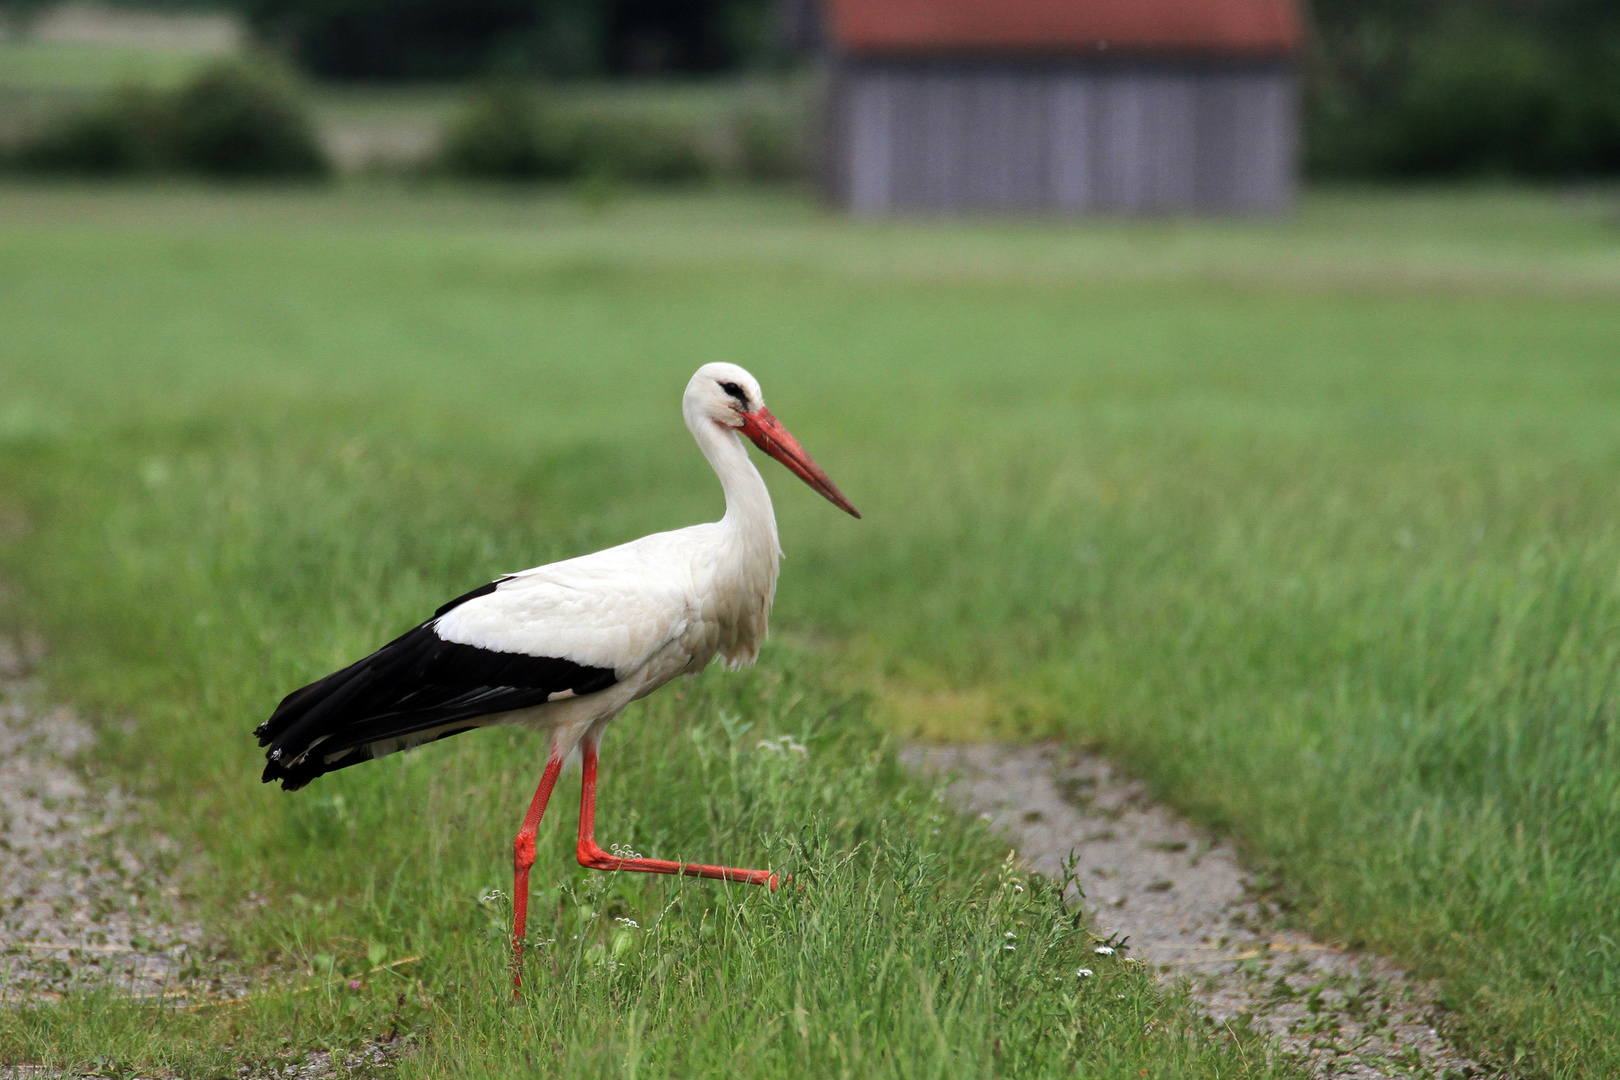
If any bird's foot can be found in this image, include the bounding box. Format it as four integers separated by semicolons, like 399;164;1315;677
576;839;777;889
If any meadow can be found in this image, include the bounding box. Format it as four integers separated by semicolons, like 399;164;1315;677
0;182;1616;1077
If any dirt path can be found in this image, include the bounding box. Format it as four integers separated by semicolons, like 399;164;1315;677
0;635;411;1078
903;743;1486;1080
0;637;209;1005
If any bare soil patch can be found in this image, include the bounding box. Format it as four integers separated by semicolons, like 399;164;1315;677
904;743;1489;1079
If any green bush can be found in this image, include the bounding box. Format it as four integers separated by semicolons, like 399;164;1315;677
1307;4;1620;178
733;103;809;182
1372;28;1618;176
168;63;329;178
582;114;712;183
438;83;574;180
438;84;717;184
12;85;171;175
8;61;329;180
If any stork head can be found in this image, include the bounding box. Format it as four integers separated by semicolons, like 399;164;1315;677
686;362;860;519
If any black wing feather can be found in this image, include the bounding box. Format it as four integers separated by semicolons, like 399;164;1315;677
256;582;616;791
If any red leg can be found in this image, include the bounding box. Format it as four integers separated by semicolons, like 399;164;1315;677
576;740;778;890
511;753;564;995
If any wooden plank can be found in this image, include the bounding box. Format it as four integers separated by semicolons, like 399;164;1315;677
1196;65;1295;211
1144;70;1198;209
1010;70;1050;208
1096;69;1147;211
847;68;895;213
826;57;1296;215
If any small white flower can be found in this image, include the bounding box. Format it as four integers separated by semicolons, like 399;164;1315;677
1076;968;1094;978
757;736;808;757
1004;931;1016;939
1004;944;1016;951
1094;945;1115;956
1013;884;1024;893
615;917;639;929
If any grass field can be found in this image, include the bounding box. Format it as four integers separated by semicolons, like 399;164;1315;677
0;182;1617;1077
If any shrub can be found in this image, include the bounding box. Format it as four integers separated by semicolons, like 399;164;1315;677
1306;3;1620;178
438;83;573;180
733;103;809;182
168;62;329;178
1380;29;1600;176
9;61;329;180
12;86;171;175
438;84;718;184
580;114;711;183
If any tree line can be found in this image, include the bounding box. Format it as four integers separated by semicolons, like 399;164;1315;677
2;0;1616;176
1307;0;1620;175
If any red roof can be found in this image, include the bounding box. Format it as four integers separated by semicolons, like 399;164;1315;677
825;0;1302;57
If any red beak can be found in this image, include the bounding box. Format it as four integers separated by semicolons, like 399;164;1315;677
738;408;861;519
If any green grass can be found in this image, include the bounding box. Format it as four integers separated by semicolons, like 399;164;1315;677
0;182;1617;1077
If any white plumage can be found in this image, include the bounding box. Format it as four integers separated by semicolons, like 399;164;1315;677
255;362;858;991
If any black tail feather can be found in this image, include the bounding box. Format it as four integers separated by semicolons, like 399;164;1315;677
256;601;617;791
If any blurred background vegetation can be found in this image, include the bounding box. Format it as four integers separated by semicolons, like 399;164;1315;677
1307;0;1620;177
0;0;1616;181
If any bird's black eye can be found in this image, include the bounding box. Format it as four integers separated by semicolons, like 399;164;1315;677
719;381;749;408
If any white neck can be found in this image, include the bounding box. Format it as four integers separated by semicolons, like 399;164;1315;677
684;410;782;665
686;412;780;553
681;396;783;668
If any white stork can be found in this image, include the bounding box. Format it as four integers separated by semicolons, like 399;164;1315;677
255;363;859;990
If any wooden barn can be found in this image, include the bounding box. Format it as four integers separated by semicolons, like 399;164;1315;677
790;0;1302;215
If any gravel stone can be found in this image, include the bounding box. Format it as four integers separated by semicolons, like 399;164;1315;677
0;636;206;1004
904;742;1491;1079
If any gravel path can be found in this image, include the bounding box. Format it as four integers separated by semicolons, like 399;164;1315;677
0;637;208;1005
904;743;1487;1080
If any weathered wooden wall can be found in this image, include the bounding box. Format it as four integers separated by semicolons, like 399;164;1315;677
826;58;1296;214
